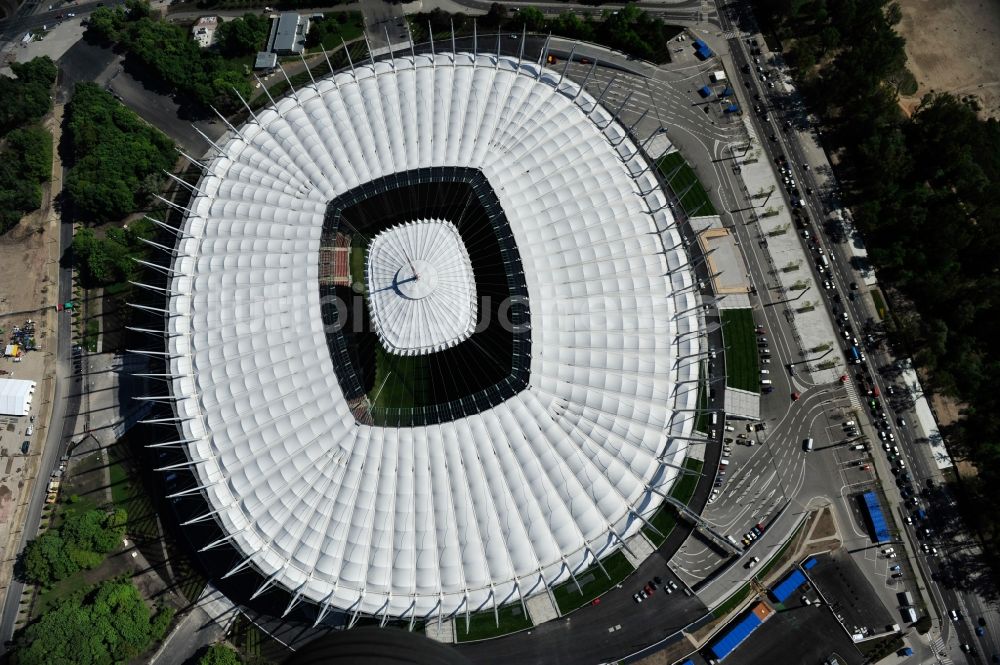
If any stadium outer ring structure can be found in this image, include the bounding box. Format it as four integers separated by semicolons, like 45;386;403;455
162;50;703;625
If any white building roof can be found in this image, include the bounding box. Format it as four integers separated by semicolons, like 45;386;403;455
167;52;702;620
366;220;477;356
0;378;35;416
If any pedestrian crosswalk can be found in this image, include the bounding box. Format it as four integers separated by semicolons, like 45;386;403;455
930;637;953;664
844;379;863;412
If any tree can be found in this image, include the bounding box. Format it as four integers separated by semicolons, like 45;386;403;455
65;83;175;223
516;7;546;31
215;14;269;57
200;643;243;665
150;605;176;642
0;57;57;133
16;580;159;664
21;532;80;586
84;6;126;42
6;126;53;182
481;2;508;27
0;125;50;233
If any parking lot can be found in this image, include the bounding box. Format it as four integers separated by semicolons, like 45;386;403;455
721;593;865;665
805;549;897;636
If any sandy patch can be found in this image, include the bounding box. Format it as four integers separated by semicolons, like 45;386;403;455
896;0;1000;118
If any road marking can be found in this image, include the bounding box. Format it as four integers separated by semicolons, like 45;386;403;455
843;379;862;411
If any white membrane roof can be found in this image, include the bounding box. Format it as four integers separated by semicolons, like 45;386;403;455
366;220;477;356
167;52;702;620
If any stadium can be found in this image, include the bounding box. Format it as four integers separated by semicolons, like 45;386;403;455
155;48;703;629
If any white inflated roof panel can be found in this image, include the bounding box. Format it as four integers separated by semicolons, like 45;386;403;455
167;53;701;620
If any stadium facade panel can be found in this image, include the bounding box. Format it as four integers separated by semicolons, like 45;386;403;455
166;52;702;621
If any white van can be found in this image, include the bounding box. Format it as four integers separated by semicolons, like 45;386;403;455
820;255;830;268
844;420;856;427
760;369;770;375
760;379;772;386
711;413;719;426
803;438;814;451
851;443;865;451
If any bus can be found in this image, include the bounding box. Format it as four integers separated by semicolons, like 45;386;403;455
850;346;861;363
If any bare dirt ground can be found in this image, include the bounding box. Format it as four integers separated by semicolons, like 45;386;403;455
897;0;1000;118
0;104;63;613
809;506;837;542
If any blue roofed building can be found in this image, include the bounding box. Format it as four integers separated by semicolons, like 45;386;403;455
769;568;807;603
862;490;892;542
707;602;774;661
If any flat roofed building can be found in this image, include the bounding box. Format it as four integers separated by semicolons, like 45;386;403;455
266;11;308;55
191;15;218;48
254;51;277;70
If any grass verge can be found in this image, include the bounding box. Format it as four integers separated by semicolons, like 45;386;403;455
551;550;636;614
720;308;760;393
712;582;752;619
695;364;709;433
642;504;678;546
306;13;365;51
670;458;704;505
657;151;717;217
455;603;533;642
870;289;888;320
858;633;904;660
83;318;99;352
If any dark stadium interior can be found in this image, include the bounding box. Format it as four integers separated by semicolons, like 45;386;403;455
318;168;530;427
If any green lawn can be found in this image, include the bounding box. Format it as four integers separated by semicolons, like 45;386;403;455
349;237;366;289
307;13;365;51
695;364;710;433
253;42;368;110
108;442;208;603
713;582;752;618
657;151;717;217
642;504;678;546
720;308;760;393
370;349;428;413
83;318;99;352
755;518;807;583
551;550;636;614
670;458;704;505
870;289;888;320
455;603;533;642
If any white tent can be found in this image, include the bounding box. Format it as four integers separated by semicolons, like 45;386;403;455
0;378;36;416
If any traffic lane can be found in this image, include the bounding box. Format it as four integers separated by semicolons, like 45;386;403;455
0;0;104;35
454;566;707;665
726;17;990;662
717;167;803;372
0;0;40;43
0;190;77;649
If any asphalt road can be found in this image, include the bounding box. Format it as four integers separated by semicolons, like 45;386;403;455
716;0;999;661
0;165;77;652
0;0;991;659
